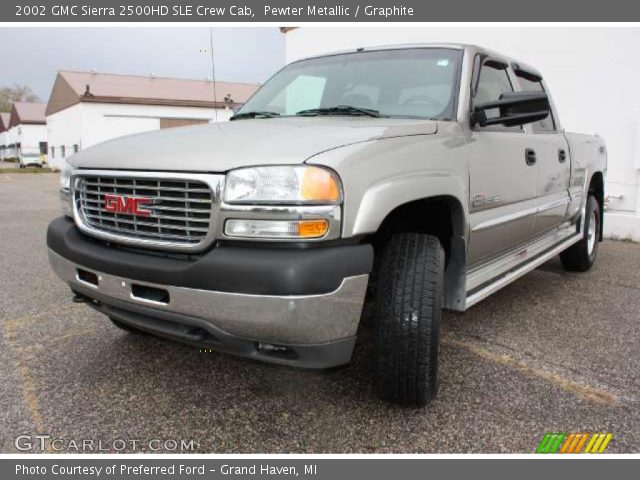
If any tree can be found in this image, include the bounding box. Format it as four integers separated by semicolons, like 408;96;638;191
0;84;40;112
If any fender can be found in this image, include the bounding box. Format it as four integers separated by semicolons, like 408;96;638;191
307;124;469;239
351;172;468;237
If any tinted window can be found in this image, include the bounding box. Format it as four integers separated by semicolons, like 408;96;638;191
475;63;519;130
516;75;556;132
476;64;514;104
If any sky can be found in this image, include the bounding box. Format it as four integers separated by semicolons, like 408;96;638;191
0;27;285;102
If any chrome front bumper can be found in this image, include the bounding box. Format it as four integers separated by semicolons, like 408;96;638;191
48;249;368;367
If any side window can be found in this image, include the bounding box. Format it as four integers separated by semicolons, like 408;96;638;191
515;75;556;133
474;63;520;130
476;64;513;104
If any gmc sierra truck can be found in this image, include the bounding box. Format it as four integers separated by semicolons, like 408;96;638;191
47;44;606;406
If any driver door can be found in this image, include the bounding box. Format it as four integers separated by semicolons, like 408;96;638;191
467;59;540;265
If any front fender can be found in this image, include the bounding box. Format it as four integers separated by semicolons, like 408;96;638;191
351;172;468;237
307;126;469;239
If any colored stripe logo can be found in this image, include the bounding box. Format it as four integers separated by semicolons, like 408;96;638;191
536;432;612;453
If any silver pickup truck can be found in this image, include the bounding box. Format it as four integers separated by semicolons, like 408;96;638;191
47;44;606;406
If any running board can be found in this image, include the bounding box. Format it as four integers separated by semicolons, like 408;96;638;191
465;232;582;309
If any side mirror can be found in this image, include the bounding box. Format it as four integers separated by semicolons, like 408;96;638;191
471;91;550;128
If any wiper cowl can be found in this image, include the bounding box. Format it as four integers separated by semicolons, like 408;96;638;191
230;111;280;121
296;105;381;118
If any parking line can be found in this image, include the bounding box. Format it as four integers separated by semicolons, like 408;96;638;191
1;302;85;453
16;329;96;353
3;320;51;452
443;335;619;405
3;303;81;331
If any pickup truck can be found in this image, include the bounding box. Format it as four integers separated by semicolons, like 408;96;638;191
47;44;606;406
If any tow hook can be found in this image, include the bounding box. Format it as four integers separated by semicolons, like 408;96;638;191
72;291;101;307
72;293;87;303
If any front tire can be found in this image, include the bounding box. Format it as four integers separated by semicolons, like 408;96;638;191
374;233;444;406
560;194;600;272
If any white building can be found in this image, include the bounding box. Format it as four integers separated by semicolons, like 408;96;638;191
46;71;259;169
6;102;48;166
283;27;640;241
0;112;9;161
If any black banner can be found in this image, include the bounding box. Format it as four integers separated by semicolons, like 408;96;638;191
3;459;640;479
4;0;640;22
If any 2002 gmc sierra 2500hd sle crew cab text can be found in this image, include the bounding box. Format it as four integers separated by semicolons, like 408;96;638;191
47;44;606;406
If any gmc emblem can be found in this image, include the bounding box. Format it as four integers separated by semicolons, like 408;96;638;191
103;194;152;217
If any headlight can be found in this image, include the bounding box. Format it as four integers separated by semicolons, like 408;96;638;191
224;166;341;205
59;161;73;217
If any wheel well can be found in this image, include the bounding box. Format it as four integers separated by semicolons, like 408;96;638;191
364;196;467;311
589;172;604;241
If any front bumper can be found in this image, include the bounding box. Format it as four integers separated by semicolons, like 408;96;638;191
47;217;372;368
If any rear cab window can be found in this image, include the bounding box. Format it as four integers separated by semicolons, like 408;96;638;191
514;71;557;133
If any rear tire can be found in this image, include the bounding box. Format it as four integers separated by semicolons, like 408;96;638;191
373;233;444;406
110;317;147;335
560;195;600;272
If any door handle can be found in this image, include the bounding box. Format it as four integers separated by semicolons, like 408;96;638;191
558;149;567;163
525;148;537;166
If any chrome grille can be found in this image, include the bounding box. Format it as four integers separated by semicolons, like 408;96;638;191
75;174;214;248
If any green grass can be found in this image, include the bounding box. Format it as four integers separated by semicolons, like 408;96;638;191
0;167;57;174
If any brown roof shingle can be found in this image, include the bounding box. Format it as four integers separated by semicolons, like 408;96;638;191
9;102;47;127
0;112;10;132
46;70;260;116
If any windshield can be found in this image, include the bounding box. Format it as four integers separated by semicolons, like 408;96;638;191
237;48;462;120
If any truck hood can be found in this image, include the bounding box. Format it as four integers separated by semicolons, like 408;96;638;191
68;117;438;172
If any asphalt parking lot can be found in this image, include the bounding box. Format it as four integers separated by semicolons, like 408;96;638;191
1;173;638;453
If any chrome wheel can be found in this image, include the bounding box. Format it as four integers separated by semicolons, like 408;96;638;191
587;208;597;255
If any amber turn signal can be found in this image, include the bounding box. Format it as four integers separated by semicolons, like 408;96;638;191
297;219;329;238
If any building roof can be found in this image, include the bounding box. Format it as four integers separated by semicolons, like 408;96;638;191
46;70;260;116
0;112;9;132
9;102;47;128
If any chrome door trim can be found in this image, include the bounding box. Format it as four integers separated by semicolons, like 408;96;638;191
472;206;538;232
472;196;570;233
537;196;570;213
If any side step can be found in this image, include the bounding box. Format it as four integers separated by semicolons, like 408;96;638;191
465;231;581;309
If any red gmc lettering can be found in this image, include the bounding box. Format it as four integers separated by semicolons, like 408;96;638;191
103;194;151;217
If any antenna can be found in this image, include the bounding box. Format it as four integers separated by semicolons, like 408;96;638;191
209;27;218;123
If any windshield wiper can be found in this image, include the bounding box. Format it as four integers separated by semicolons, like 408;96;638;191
296;105;381;118
230;111;280;120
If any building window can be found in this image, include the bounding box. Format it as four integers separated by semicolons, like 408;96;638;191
73;144;79;153
61;146;66;158
50;147;55;159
